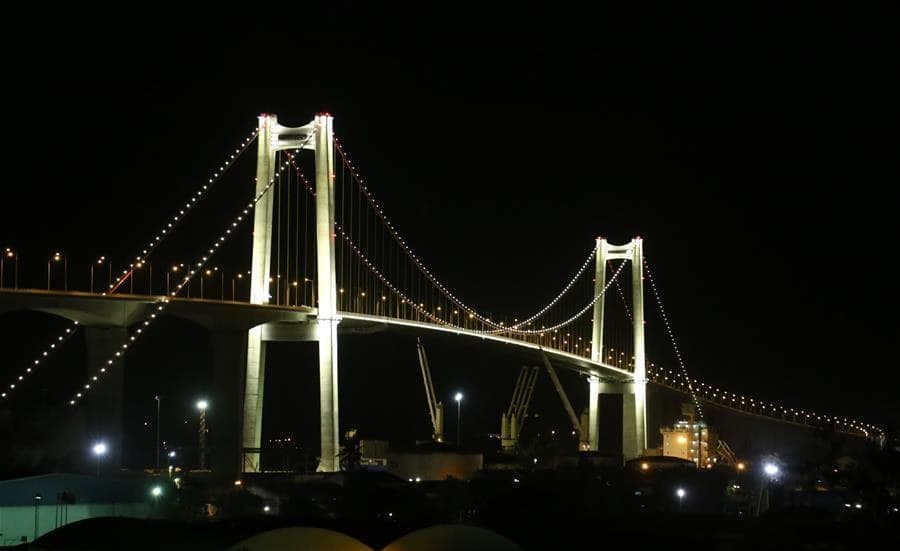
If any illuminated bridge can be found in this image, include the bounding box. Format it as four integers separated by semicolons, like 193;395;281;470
0;114;882;477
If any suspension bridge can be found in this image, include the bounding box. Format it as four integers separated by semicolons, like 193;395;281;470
0;114;882;478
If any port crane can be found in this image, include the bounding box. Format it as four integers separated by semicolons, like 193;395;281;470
416;338;444;442
500;350;589;450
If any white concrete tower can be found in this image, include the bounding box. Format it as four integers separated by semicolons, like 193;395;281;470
587;237;607;451
313;113;340;472
590;236;607;366
588;237;647;458
631;237;647;458
242;114;326;473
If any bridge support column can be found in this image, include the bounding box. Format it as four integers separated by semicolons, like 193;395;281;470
631;238;646;457
211;330;246;480
314;113;340;472
590;237;647;459
591;237;607;364
241;113;277;473
587;375;599;451
317;320;339;471
84;327;127;470
241;326;266;472
598;382;642;460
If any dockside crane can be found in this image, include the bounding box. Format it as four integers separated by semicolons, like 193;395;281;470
500;351;590;451
501;365;539;449
416;338;444;442
539;350;589;450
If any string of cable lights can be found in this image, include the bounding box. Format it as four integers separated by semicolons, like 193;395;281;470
334;136;608;332
613;265;633;323
0;126;258;406
647;364;882;437
107;128;259;295
0;322;80;401
481;247;599;335
643;255;705;420
644;256;883;438
67;152;298;407
334;217;628;340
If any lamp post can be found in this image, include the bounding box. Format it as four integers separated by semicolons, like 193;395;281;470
90;256;108;294
200;269;216;299
92;442;107;476
455;392;463;447
676;487;686;511
134;261;152;295
47;252;66;291
197;399;208;470
232;273;240;301
155;395;161;470
167;265;177;296
304;277;315;307
33;493;42;541
168;264;187;296
2;248;18;289
275;274;281;305
758;462;780;516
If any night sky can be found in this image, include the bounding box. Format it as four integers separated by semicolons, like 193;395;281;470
1;5;897;468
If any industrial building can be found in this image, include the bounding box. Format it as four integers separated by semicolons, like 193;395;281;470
658;404;720;468
0;473;161;545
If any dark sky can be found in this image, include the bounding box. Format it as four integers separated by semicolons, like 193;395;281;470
1;5;897;466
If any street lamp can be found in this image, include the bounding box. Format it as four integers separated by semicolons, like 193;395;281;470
134;261;152;295
1;248;18;289
758;462;780;515
155;395;161;470
197;399;208;470
33;493;42;541
168;264;187;296
455;392;463;447
676;487;686;511
290;280;298;306
201;269;220;299
304;277;315;307
92;442;107;476
90;256;109;294
232;273;242;301
47;251;66;291
215;267;223;300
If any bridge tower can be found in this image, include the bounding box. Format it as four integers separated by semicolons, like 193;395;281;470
588;237;646;459
242;113;340;473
